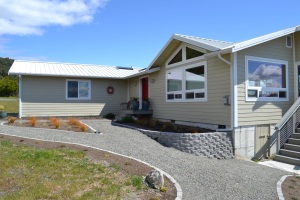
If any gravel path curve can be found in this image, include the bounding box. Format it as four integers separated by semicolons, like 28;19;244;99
0;119;290;200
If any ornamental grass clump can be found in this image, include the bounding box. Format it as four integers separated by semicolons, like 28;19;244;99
68;118;80;126
28;117;38;127
8;116;17;124
49;117;60;129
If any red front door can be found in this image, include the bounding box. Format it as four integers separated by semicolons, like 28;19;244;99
142;77;148;99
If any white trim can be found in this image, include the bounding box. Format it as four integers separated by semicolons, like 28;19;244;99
286;35;292;48
166;43;206;68
232;53;238;127
245;56;289;102
65;79;91;100
139;75;150;109
18;75;22;118
165;61;208;102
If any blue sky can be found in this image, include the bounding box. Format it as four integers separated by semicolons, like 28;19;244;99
0;0;299;68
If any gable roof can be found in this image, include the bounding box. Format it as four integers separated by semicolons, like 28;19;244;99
9;60;143;79
147;25;300;69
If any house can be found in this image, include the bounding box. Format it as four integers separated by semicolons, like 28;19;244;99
9;25;300;161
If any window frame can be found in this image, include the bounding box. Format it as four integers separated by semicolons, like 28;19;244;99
66;79;91;100
166;61;207;102
166;43;206;68
245;56;289;102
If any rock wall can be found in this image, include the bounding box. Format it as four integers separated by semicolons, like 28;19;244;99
112;122;234;159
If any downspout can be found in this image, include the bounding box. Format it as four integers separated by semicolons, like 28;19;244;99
218;53;231;65
19;75;22;118
216;53;234;131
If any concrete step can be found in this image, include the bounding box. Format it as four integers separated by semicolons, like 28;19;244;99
274;155;300;166
288;138;300;145
279;149;300;159
292;133;300;139
295;128;300;133
284;143;300;152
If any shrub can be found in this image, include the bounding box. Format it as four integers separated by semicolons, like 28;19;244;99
0;105;4;111
8;116;17;123
28;117;38;127
49;117;60;129
148;119;160;128
68;118;80;125
122;116;134;123
78;123;88;132
104;113;115;119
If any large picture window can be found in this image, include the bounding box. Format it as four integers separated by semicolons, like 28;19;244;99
66;80;91;100
166;62;207;102
246;56;288;101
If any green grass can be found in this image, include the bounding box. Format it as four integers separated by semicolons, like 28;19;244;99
0;97;18;113
0;140;145;199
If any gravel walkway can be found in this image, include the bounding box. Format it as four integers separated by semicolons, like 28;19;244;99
0;119;290;200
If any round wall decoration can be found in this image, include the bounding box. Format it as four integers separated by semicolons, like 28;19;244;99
107;86;114;94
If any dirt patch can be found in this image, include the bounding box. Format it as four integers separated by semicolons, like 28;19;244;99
6;118;94;133
282;175;300;200
0;134;177;200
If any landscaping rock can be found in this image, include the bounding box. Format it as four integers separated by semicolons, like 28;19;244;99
145;170;164;189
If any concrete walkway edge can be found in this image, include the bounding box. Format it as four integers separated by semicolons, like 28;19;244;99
277;175;292;200
0;132;183;200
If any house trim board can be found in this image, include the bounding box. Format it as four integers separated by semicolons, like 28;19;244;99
19;75;22;118
233;52;238;128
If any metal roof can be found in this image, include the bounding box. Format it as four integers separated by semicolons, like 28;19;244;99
8;60;143;79
174;34;234;51
225;25;300;52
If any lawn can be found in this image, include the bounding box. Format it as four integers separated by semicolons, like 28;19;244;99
0;97;18;113
0;140;145;199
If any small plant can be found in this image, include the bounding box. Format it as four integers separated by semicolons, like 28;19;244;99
49;117;60;129
148;119;160;128
150;197;160;200
0;105;4;111
68;117;80;125
290;179;296;182
131;176;143;190
8;116;17;124
122;116;134;123
28;117;38;127
124;162;131;166
291;197;298;200
78;123;87;132
104;154;110;157
288;185;295;189
160;186;167;192
104;113;115;119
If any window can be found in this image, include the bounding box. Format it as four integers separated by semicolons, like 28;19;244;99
246;56;288;101
66;80;91;100
166;62;207;102
186;47;204;60
167;44;205;67
168;49;182;65
286;35;292;48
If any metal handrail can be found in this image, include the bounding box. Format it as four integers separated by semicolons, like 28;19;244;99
275;97;300;130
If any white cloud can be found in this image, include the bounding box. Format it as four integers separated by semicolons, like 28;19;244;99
0;0;108;35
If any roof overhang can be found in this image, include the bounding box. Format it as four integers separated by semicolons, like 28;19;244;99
227;25;300;52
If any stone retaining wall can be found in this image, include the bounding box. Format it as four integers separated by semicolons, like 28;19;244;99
113;122;234;159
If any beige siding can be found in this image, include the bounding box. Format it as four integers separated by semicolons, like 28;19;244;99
21;76;127;117
129;55;231;126
295;32;300;62
128;77;140;99
237;36;294;126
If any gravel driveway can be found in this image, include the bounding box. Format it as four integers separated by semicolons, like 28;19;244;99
0;119;290;200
